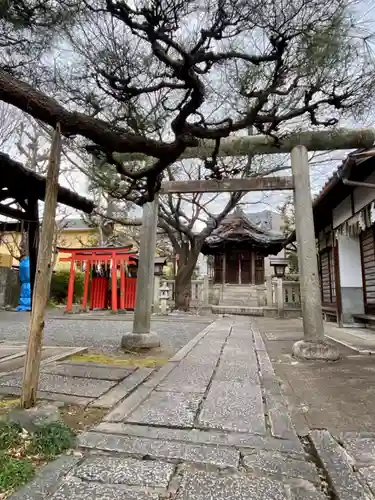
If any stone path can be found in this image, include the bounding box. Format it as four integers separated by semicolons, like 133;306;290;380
0;344;86;377
11;317;328;499
0;358;154;408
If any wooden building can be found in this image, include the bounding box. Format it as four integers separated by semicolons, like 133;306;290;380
0;152;94;301
287;148;375;326
201;209;286;286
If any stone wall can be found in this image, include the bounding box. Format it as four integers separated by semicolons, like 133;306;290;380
0;266;20;308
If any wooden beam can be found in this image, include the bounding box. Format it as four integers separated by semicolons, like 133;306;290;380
0;203;28;220
0;221;25;232
116;128;375;162
21;124;62;409
160;176;293;194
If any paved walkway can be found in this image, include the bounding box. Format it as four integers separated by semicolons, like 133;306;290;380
11;317;324;500
9;316;375;499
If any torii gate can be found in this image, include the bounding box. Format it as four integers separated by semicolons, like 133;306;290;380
121;128;375;360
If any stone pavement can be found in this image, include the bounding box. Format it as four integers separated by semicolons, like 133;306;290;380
0;358;154;408
0;344;86;377
11;317;328;500
10;315;375;499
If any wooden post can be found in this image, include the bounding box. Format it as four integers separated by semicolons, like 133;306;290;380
111;253;118;311
27;198;39;306
238;254;242;284
120;260;125;310
82;260;91;310
66;253;75;312
21;124;62;409
251;252;256;285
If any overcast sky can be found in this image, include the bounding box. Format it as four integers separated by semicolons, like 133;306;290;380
2;0;375;225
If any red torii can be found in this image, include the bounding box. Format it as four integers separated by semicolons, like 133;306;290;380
58;246;137;312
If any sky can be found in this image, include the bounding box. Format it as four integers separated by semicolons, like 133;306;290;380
2;0;375;225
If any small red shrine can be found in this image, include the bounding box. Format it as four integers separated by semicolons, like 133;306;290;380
58;246;138;312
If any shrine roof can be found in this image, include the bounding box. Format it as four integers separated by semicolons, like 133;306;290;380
201;208;286;255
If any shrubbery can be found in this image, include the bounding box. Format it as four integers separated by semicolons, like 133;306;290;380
50;270;85;304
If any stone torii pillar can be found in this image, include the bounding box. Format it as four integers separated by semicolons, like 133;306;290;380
121;198;160;350
291;145;339;360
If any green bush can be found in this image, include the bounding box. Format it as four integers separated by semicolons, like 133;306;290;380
50;270;85;304
0;453;35;493
28;422;76;459
0;422;22;450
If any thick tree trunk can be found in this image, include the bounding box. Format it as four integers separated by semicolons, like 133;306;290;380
175;272;192;311
174;246;201;311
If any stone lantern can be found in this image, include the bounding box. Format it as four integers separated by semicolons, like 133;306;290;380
159;282;171;315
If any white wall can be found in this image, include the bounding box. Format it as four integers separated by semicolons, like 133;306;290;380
337;234;362;288
353;170;375;212
333;196;352;229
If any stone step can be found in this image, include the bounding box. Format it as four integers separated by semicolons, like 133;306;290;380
219;300;259;307
212;305;264;316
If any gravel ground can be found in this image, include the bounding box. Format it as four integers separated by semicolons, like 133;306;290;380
0;310;213;355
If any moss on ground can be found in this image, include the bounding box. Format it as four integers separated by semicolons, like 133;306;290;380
69;352;168;368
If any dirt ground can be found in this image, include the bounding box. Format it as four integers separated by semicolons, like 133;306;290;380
0;398;107;433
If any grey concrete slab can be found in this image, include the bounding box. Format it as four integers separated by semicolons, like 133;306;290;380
91;368;153;408
74;456;174;487
157;359;216;393
78;431;239;468
50;478;159;500
143;362;177;388
256;348;276;380
94;422;305;455
359;465;375;494
266;393;297;440
0;385;95;406
268;407;296;440
42;362;134;381
199;380;266;434
339;435;375;466
104;386;153;422
215;356;259;384
289;487;327;500
310;430;372;499
176;470;286;500
8;456;81;500
127;391;202;427
168;322;216;362
0;372;115;398
0;346;24;360
0;347;76;375
243;450;318;483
